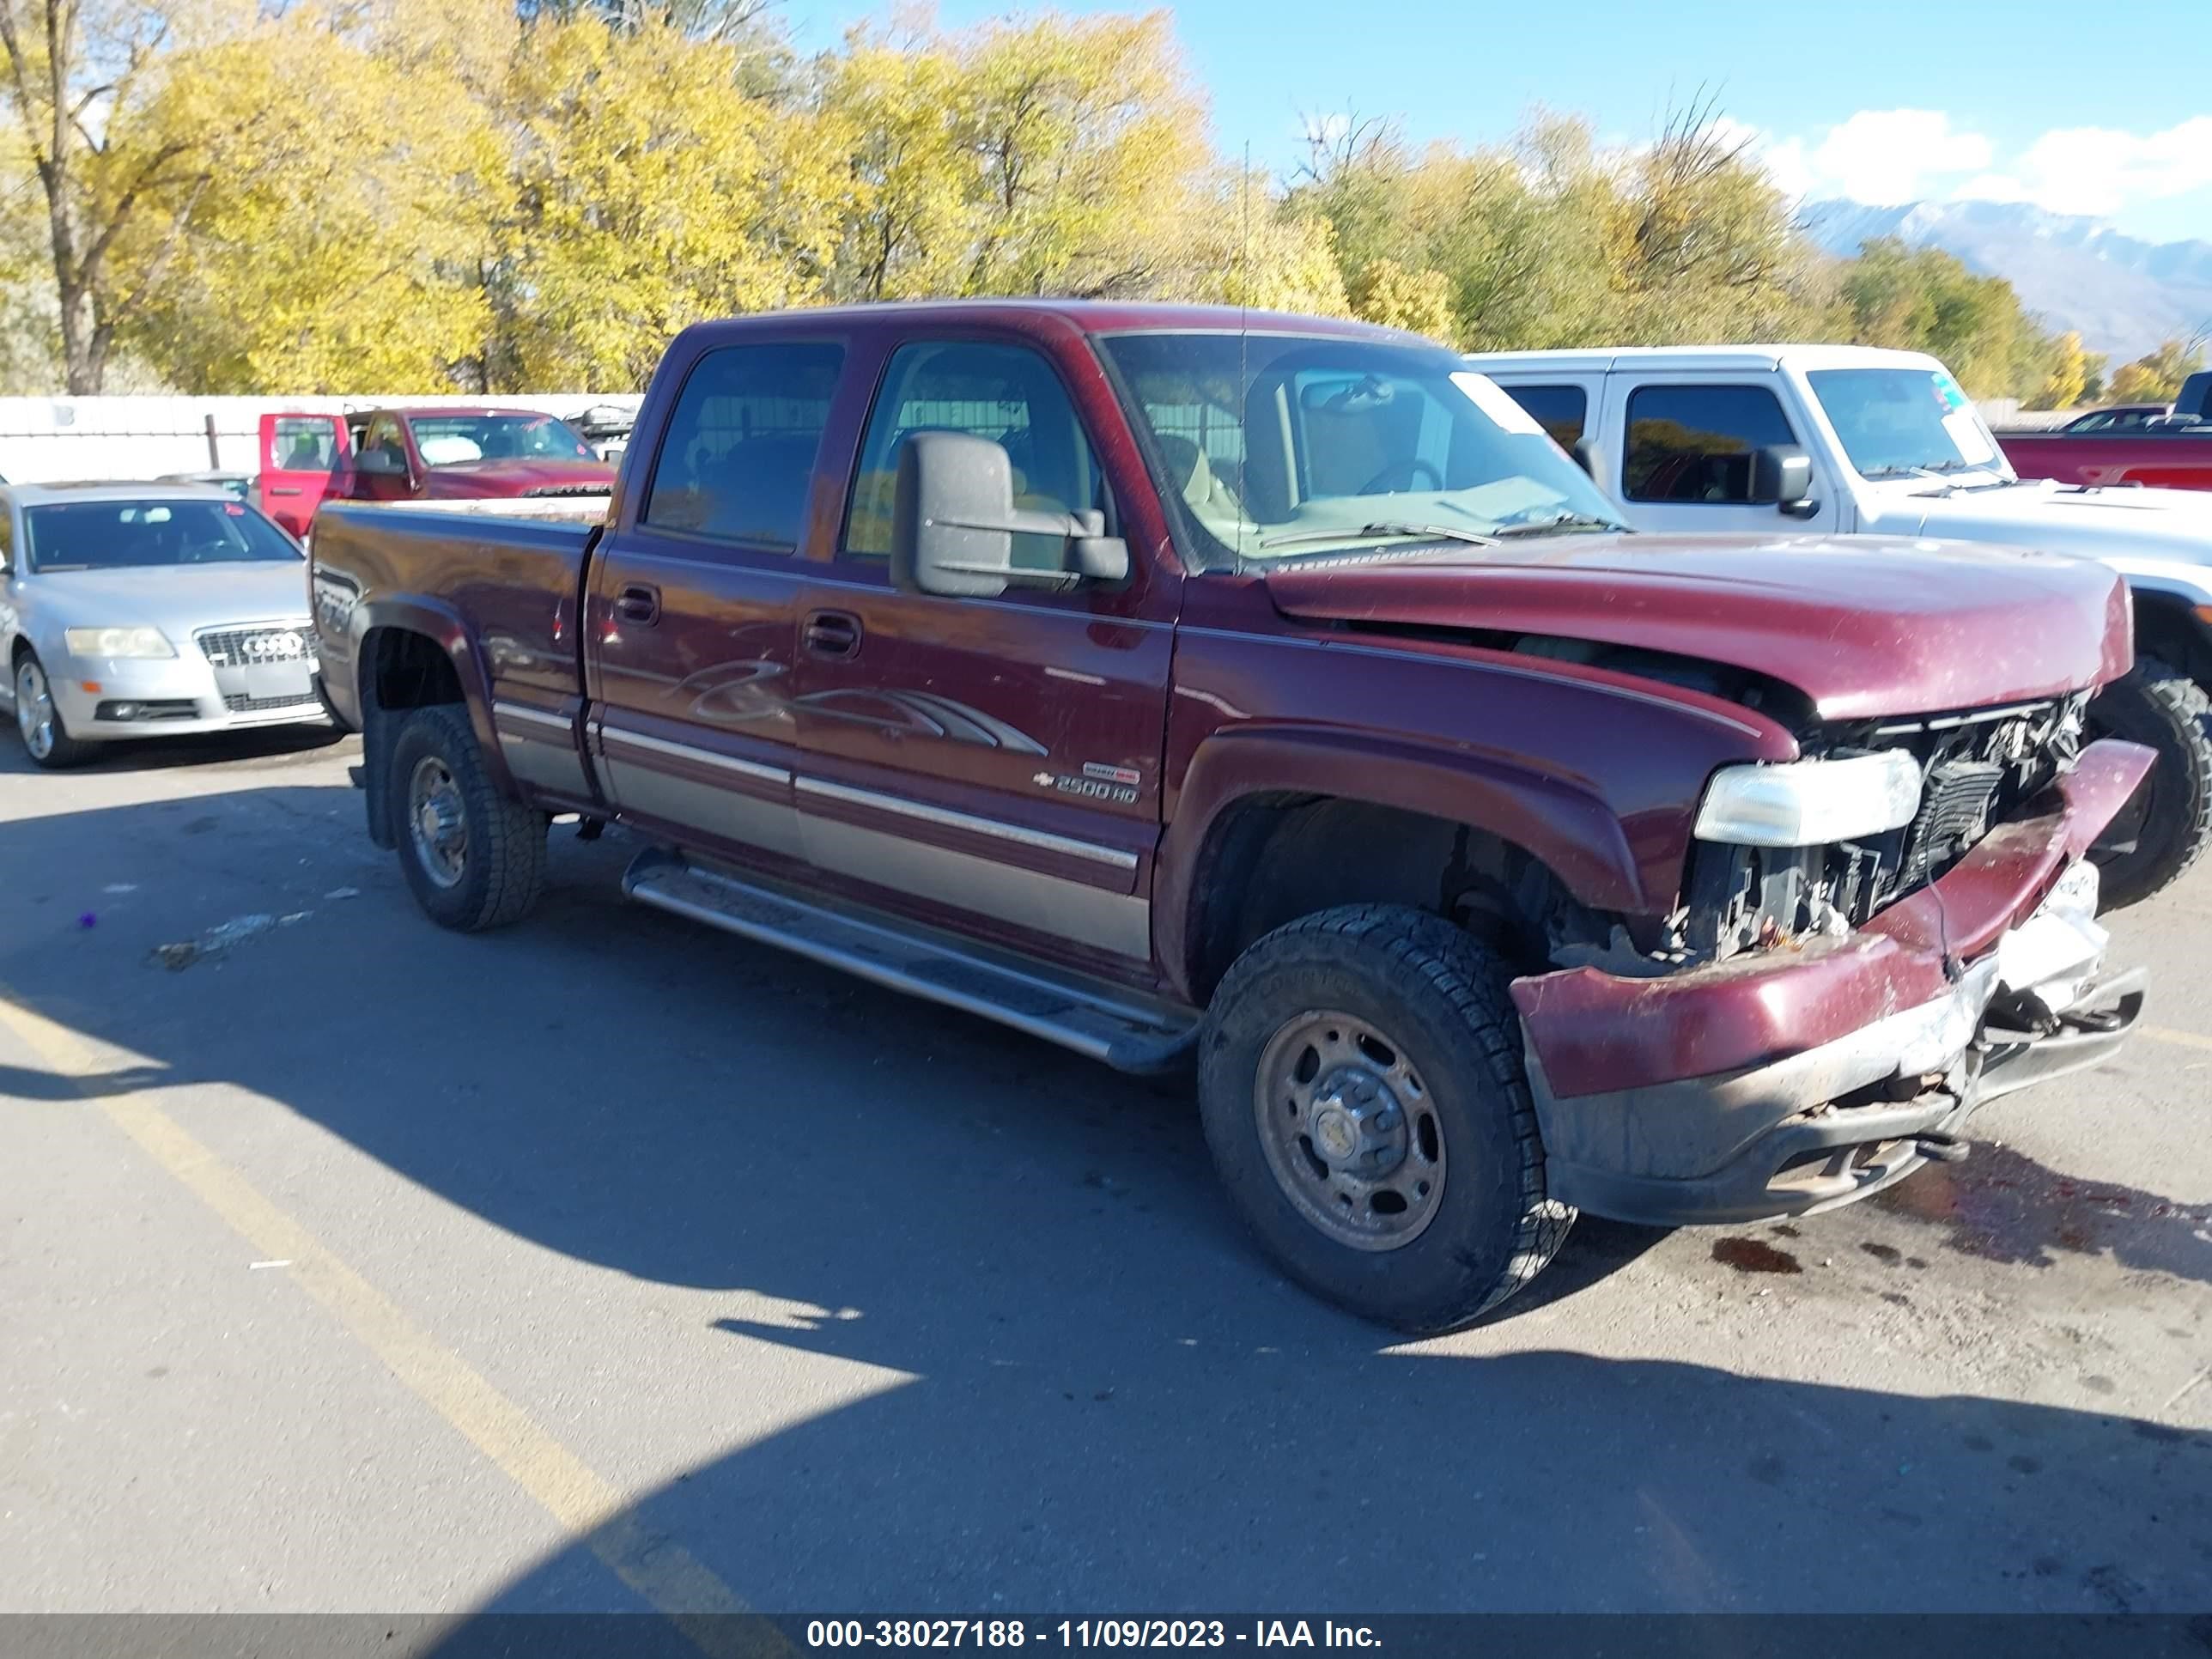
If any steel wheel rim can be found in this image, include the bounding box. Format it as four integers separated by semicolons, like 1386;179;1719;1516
407;756;468;889
1253;1009;1446;1252
16;660;53;759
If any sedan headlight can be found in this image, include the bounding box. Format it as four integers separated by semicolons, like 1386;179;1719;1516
1694;750;1922;847
64;625;174;659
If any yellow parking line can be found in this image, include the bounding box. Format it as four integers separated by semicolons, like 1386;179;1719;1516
0;991;783;1659
2142;1024;2212;1054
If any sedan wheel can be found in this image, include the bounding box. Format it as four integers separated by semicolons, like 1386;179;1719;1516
15;658;54;760
13;654;88;768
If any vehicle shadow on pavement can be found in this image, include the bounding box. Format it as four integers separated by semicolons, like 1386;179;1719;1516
0;724;348;778
3;782;2209;1615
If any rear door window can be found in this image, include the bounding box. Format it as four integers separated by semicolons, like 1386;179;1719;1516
1623;385;1797;503
643;342;846;553
842;340;1104;570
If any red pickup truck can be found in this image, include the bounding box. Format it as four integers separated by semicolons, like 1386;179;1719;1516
258;406;617;538
1999;422;2212;491
307;301;2150;1330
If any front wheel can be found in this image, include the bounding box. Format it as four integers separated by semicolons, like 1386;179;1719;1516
1197;904;1572;1333
389;704;548;931
13;653;93;769
2086;655;2212;910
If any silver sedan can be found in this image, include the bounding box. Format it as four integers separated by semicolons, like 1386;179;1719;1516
1;482;332;768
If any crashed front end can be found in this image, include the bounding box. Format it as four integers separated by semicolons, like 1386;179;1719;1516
1511;698;2150;1227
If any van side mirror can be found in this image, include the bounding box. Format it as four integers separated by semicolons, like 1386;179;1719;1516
890;431;1129;599
1570;437;1599;478
1751;445;1817;517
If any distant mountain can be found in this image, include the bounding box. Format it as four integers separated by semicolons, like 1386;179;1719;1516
1799;198;2212;366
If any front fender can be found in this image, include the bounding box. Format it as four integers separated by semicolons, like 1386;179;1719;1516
1154;726;1650;1005
2109;557;2212;614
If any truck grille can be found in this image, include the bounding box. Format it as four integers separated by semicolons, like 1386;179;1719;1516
1897;759;2006;891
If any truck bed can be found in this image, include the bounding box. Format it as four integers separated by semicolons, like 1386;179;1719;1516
311;502;594;728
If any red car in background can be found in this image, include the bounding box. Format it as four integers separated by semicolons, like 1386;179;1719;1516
258;407;617;538
2001;371;2212;491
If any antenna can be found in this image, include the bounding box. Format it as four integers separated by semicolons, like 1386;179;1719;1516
1238;141;1251;563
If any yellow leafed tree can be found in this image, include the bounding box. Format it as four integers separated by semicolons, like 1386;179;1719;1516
491;17;848;390
119;9;504;392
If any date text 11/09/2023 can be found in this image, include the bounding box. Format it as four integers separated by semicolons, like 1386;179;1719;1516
804;1621;1382;1649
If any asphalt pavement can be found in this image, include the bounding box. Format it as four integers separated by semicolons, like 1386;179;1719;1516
2;726;2208;1621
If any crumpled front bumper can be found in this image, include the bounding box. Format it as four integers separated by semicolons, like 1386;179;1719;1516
1509;739;2154;1226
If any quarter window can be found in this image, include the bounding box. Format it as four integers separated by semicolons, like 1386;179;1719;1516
643;342;845;552
1501;385;1588;448
844;341;1103;570
1623;385;1798;503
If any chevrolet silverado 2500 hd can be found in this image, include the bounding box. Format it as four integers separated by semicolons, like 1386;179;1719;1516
310;303;2149;1331
1470;343;2212;908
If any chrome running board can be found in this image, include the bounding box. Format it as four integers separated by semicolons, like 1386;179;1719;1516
622;848;1198;1074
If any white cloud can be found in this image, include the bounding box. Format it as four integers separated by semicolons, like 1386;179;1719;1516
1803;110;1993;206
1745;109;2212;221
1960;118;2212;216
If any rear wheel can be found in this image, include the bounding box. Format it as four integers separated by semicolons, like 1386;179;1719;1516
13;652;93;769
390;704;548;930
1197;904;1572;1332
2086;656;2212;909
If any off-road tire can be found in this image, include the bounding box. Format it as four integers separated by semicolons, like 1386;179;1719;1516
2086;655;2212;910
1197;903;1573;1332
390;704;547;931
12;649;94;769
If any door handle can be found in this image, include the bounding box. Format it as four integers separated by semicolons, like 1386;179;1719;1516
803;609;862;659
614;583;660;626
267;485;303;496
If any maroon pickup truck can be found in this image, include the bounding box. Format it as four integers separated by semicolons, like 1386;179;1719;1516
308;301;2151;1330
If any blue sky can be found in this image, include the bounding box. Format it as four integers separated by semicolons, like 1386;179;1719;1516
800;0;2212;244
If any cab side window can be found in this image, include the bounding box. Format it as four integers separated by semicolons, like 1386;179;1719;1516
1502;384;1588;448
362;415;408;470
1623;385;1797;503
272;417;337;471
844;341;1104;570
643;342;845;552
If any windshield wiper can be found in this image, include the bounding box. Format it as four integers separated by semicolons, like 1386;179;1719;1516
1491;513;1626;539
1257;520;1499;550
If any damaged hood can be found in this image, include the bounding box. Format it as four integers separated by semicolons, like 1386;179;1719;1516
1261;531;2131;722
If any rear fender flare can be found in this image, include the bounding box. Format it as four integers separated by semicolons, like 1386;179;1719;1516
356;597;517;846
1156;726;1650;1005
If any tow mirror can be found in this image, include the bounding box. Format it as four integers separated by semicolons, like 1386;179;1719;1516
890;431;1128;599
1751;445;1817;518
355;448;409;479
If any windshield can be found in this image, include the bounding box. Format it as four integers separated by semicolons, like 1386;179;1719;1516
24;499;301;574
1806;367;2008;480
408;414;596;467
1097;333;1627;568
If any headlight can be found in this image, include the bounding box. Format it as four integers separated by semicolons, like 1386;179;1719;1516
1694;750;1922;847
64;625;174;659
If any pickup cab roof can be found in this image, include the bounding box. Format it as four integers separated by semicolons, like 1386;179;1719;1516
1465;343;1945;375
673;297;1404;344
